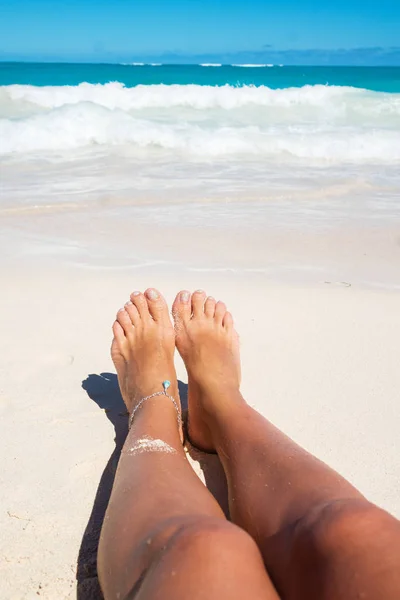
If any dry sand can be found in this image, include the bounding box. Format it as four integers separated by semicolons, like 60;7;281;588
1;206;399;599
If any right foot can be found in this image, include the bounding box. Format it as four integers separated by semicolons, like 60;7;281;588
172;290;242;451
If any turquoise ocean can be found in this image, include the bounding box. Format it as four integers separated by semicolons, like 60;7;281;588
1;63;400;91
1;62;400;219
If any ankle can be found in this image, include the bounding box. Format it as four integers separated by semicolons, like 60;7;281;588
132;373;179;406
190;375;241;405
129;392;182;438
203;389;247;435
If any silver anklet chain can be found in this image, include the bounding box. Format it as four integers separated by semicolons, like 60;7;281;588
129;381;182;431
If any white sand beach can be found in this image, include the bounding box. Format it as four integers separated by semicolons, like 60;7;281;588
1;196;399;598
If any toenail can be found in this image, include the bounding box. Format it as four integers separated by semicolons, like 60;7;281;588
132;291;141;297
180;291;190;303
118;308;125;313
125;301;133;306
146;289;159;300
207;296;215;301
195;289;204;294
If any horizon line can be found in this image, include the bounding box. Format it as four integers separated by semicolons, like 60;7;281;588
1;60;400;67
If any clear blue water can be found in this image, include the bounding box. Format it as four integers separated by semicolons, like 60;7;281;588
1;62;400;92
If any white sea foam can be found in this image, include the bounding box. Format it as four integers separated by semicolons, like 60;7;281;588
1;106;398;160
200;63;222;67
231;64;270;67
0;83;399;162
2;82;400;115
125;62;162;66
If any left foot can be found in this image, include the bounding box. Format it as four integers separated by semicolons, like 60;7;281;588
111;289;179;415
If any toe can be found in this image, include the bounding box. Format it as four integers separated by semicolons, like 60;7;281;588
145;288;170;323
111;330;125;363
112;320;129;361
172;290;191;328
223;311;234;331
110;332;128;385
192;289;206;317
112;320;126;345
204;296;216;318
125;301;140;326
117;307;134;336
214;301;227;325
130;291;150;320
110;336;118;357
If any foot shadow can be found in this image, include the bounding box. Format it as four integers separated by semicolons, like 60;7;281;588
77;374;229;599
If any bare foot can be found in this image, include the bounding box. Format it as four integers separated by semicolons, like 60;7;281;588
111;289;179;417
172;290;242;451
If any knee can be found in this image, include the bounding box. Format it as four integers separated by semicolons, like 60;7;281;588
293;498;398;557
167;517;259;561
130;518;273;600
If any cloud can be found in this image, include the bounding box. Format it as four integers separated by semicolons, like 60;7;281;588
153;47;400;66
3;46;400;66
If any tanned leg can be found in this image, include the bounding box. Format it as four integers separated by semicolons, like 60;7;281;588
173;289;400;600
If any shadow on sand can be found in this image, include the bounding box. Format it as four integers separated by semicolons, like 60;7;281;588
77;373;228;600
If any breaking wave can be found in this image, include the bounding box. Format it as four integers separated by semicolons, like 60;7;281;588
1;82;399;161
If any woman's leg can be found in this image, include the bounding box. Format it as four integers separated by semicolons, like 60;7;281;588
98;289;279;600
173;289;400;600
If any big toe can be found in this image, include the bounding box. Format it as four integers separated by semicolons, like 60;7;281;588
172;290;191;330
144;288;171;324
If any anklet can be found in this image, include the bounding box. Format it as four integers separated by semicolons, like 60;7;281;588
129;381;182;430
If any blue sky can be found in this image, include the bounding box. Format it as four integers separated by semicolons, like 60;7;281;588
1;0;400;64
